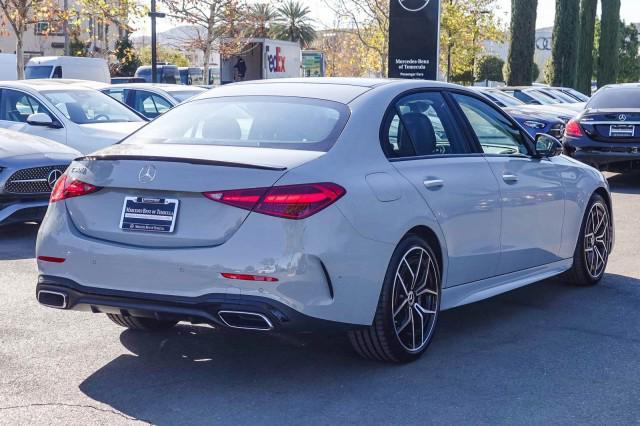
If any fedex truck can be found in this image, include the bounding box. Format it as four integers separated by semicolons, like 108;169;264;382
220;38;301;84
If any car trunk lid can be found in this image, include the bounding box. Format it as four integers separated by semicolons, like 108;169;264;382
64;143;323;247
580;109;640;143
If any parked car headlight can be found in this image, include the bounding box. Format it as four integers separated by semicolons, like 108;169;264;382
523;120;546;129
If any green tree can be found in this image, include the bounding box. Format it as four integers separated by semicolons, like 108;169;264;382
245;3;280;38
618;21;640;83
506;0;537;85
532;62;540;81
440;0;505;82
113;35;142;76
475;55;504;82
550;0;580;88
576;0;597;94
543;59;553;84
597;0;621;87
272;1;316;47
139;45;190;67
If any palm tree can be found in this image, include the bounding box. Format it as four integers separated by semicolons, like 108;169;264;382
246;3;281;39
272;0;316;47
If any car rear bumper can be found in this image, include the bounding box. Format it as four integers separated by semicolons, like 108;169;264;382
36;275;355;332
565;139;640;170
36;199;394;326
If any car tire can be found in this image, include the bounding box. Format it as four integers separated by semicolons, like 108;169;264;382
349;234;441;363
106;313;178;331
564;193;612;286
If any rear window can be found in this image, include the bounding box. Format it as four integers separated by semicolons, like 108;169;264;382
587;87;640;109
123;96;350;152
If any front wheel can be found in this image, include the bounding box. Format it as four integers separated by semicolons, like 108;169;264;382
349;235;441;363
565;194;612;286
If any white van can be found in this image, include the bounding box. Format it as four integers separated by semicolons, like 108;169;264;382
0;54;17;80
25;56;110;83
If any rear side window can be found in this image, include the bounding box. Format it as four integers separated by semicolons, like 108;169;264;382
381;91;467;158
587;87;640;109
123;96;350;152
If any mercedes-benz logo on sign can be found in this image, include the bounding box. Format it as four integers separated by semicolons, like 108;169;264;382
619;114;627;121
138;164;157;183
398;0;431;12
47;169;62;189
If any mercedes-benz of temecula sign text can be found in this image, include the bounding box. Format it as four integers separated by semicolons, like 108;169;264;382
388;0;440;80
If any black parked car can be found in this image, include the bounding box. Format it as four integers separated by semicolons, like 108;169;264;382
564;83;640;171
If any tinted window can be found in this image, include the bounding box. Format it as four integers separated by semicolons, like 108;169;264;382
123;96;349;152
587;87;640;109
170;90;205;103
42;89;142;124
453;94;529;156
483;90;524;107
104;88;127;103
382;92;466;158
0;89;54;123
25;66;53;79
136;91;172;118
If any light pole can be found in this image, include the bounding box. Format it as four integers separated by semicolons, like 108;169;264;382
149;0;166;83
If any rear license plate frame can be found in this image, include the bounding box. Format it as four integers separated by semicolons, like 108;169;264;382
119;197;179;233
609;124;635;138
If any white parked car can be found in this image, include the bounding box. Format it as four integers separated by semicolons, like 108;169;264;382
0;80;146;154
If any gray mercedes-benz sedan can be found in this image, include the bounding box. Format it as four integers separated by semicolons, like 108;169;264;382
0;128;79;226
35;78;612;363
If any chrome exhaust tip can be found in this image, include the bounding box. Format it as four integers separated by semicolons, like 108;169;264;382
218;310;274;331
37;290;68;309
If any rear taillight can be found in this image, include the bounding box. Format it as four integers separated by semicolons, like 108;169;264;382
564;119;584;138
50;175;100;203
203;182;346;219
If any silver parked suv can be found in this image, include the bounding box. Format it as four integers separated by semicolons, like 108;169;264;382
0;128;79;226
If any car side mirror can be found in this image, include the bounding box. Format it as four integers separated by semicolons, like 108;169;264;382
535;133;563;158
26;112;58;128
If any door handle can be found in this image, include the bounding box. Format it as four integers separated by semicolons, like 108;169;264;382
502;174;519;183
423;179;444;189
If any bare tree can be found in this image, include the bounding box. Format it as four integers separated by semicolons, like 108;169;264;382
323;0;389;76
161;0;243;79
0;0;61;79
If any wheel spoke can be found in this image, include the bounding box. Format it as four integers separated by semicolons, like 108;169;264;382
415;303;437;315
396;273;410;297
397;314;411;334
393;298;408;318
410;308;416;349
412;250;423;289
414;257;431;294
403;258;415;284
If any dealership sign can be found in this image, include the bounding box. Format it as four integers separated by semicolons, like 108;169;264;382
388;0;440;80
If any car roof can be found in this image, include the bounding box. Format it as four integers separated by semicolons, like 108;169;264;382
194;78;458;104
104;83;206;92
0;79;105;91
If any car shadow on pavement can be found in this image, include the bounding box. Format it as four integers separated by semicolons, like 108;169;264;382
606;171;640;195
78;273;640;424
0;223;38;260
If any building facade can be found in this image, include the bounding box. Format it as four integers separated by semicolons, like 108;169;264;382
0;0;127;62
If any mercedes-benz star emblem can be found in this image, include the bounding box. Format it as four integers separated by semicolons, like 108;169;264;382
619;114;627;121
138;164;157;183
47;169;62;189
398;0;431;12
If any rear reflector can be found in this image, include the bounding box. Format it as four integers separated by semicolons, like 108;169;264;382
221;273;278;282
37;256;66;263
50;175;100;203
204;182;345;219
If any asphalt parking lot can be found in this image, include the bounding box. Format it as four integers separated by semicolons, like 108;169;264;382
0;172;639;425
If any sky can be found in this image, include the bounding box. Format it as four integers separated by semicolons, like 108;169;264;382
137;0;640;35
